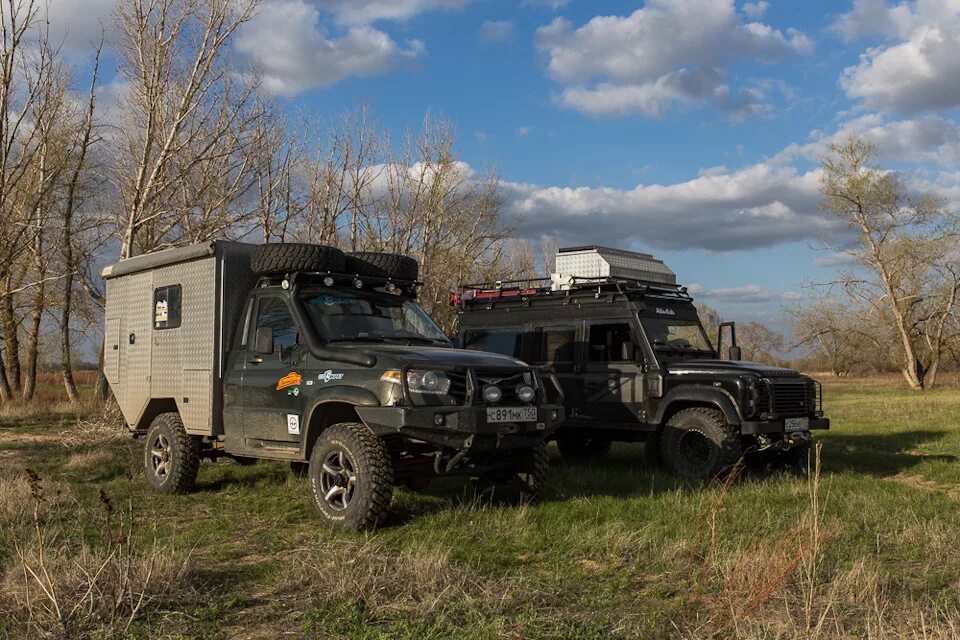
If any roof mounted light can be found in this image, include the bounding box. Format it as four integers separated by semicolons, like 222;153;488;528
323;276;335;287
353;278;364;289
385;282;397;293
281;279;290;290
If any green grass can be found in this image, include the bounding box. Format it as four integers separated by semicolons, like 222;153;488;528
1;378;959;639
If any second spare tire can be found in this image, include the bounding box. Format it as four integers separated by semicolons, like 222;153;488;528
345;251;419;281
251;243;345;275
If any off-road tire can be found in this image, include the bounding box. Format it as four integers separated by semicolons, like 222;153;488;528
345;251;419;281
144;413;200;493
251;243;345;275
308;422;394;530
475;441;550;504
659;407;743;482
555;434;611;463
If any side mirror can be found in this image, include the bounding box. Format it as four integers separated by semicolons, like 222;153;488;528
728;345;742;361
254;327;274;354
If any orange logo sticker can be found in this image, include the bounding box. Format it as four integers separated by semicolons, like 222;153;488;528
276;372;302;391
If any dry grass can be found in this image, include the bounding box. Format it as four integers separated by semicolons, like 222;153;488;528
0;471;193;640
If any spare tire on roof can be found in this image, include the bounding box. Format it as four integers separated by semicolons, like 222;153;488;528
251;243;345;275
345;251;419;281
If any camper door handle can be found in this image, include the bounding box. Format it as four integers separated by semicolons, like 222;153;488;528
248;356;263;364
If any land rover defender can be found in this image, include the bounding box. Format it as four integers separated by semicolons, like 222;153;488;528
455;246;828;480
102;241;563;529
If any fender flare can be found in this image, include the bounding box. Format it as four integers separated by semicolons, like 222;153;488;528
300;386;381;457
652;385;742;426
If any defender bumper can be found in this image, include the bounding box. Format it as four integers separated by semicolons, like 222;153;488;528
355;404;565;452
740;417;830;435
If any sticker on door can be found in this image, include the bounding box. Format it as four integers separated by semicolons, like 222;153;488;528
287;414;301;435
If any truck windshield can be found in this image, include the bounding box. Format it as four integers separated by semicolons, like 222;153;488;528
300;289;450;345
640;317;715;359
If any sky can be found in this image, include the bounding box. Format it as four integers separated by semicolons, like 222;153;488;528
48;0;960;331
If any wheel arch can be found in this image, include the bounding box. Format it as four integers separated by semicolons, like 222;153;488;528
653;386;741;427
134;398;179;433
301;388;381;459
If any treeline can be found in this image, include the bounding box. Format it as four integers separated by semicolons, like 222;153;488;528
0;0;530;405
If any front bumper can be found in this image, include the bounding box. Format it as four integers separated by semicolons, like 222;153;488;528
356;403;565;452
740;417;830;435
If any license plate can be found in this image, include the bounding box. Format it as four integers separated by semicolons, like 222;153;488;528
486;406;538;423
785;417;809;432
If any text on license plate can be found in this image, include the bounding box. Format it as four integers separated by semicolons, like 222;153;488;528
487;407;538;423
785;417;809;431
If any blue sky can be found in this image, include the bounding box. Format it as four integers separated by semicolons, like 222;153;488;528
52;0;960;331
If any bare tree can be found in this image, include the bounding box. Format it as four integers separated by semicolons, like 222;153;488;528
113;0;260;259
819;138;960;389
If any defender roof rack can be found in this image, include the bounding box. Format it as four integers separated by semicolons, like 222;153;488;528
454;274;693;307
258;270;424;298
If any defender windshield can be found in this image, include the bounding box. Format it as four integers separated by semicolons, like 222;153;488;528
300;289;450;345
640;317;715;359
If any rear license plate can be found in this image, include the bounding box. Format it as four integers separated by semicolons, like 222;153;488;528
785;417;809;431
487;407;538;423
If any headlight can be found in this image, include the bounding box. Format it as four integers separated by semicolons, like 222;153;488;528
482;385;502;403
381;369;451;395
516;384;535;403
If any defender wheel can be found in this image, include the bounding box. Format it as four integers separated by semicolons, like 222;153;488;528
144;413;200;493
476;441;550;504
251;243;345;275
345;251;419;281
659;408;743;482
555;434;611;463
308;423;394;530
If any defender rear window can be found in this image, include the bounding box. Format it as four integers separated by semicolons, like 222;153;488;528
153;285;182;330
531;326;576;363
463;328;523;358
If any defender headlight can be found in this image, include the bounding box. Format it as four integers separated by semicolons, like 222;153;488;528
381;370;451;395
516;384;535;403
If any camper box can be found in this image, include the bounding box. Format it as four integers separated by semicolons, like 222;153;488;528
101;241;257;436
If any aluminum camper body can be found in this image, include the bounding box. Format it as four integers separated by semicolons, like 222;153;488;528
102;241;257;436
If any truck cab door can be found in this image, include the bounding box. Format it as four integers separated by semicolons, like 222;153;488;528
238;295;306;445
530;324;580;415
579;321;644;425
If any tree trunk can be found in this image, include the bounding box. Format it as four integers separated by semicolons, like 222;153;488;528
0;347;12;404
21;282;42;401
1;283;20;394
60;278;79;402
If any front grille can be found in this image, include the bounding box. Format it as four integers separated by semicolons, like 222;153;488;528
769;379;813;417
447;371;469;404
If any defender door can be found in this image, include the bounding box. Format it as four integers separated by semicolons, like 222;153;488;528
578;320;644;425
529;323;581;414
238;295;306;445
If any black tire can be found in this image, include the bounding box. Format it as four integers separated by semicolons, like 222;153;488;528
555;434;611;463
345;251;419;281
144;413;200;493
659;407;743;482
475;441;550;504
308;423;394;530
251;243;345;275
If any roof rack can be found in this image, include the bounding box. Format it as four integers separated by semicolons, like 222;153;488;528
454;274;693;307
258;270;424;297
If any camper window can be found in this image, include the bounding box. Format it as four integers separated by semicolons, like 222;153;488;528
154;285;182;329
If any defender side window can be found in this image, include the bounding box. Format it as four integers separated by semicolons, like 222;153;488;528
588;323;638;362
532;326;576;363
255;297;297;352
463;328;523;358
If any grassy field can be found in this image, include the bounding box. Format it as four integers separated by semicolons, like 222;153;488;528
1;376;959;639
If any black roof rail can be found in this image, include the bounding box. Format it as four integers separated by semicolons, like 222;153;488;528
457;274;693;306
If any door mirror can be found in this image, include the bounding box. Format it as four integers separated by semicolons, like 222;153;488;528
254;327;274;354
728;345;742;361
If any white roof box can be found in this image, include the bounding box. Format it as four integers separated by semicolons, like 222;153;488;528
553;245;676;285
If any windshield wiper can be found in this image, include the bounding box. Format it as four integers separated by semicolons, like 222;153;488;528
327;336;389;343
388;333;450;346
652;339;684;355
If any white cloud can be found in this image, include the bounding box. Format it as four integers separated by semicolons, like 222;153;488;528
479;20;515;43
45;0;117;54
235;0;424;95
742;1;769;19
535;0;812;118
522;0;570;9
688;284;783;303
837;0;960;112
314;0;468;25
501;161;843;251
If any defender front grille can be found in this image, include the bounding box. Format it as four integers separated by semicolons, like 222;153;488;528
769;380;813;417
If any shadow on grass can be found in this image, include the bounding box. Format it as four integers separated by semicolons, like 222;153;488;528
821;429;956;476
